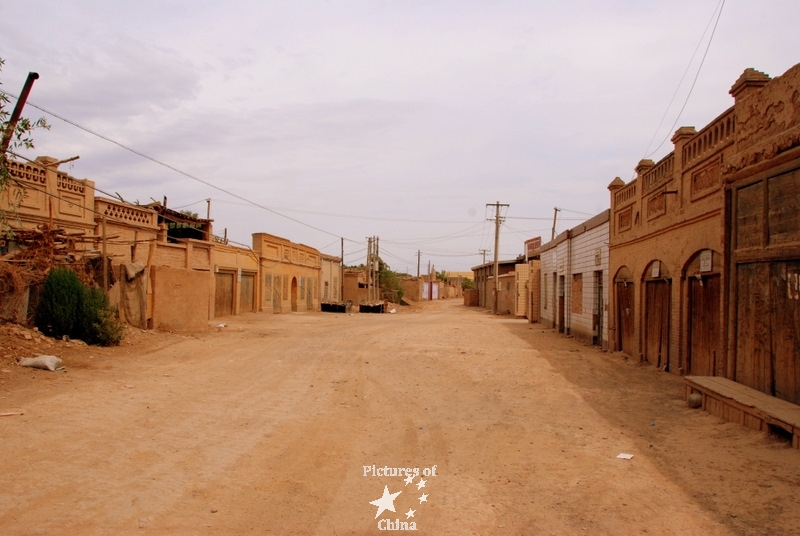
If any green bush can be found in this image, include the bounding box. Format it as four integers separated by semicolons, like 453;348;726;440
36;266;124;346
36;267;82;338
79;285;124;346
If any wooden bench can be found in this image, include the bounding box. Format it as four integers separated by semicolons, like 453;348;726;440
684;375;800;448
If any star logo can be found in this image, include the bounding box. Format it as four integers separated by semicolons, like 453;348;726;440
405;508;416;518
416;478;426;490
403;474;414;486
418;493;428;504
369;485;402;518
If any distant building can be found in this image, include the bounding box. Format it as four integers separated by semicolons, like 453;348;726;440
539;211;609;347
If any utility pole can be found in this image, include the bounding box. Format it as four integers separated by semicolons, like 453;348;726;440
340;237;344;303
375;236;380;302
487;201;509;314
479;249;489;265
551;207;560;241
205;198;211;241
417;250;421;278
366;237;371;302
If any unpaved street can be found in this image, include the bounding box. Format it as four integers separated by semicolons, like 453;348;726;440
1;300;799;535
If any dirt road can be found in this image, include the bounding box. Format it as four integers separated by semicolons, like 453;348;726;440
1;300;798;535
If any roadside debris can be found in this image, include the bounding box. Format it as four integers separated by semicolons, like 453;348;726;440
616;453;634;460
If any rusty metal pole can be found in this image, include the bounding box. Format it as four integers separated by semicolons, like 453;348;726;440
1;72;40;155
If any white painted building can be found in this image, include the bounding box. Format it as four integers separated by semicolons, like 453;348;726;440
539;210;610;348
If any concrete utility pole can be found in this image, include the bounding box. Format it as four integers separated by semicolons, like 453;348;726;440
487;201;509;314
479;249;489;265
417;250;421;278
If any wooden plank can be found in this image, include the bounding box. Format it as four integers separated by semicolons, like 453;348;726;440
686;376;800;428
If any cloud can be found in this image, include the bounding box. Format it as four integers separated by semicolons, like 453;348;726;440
2;0;800;270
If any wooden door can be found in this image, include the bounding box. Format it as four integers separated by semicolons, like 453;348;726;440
214;272;234;317
239;273;255;313
272;275;282;312
558;276;565;333
771;261;800;404
688;274;720;376
593;271;603;346
644;280;670;368
736;263;772;395
616;282;635;356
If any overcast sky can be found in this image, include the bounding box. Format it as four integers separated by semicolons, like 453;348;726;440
2;1;799;273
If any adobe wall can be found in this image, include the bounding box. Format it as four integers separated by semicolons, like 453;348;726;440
725;64;800;176
150;266;210;331
400;277;422;302
2;157;96;235
94;198;159;265
320;255;342;303
463;289;479;307
496;273;516;315
253;232;321;313
607;68;745;367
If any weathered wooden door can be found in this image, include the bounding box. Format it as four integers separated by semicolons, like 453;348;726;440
552;273;558;329
291;277;298;312
644;280;670;368
557;275;565;333
736;262;800;404
736;263;771;395
771;261;800;404
214;272;234;317
593;271;603;346
688;274;720;376
616;282;635;356
239;273;255;313
272;275;281;313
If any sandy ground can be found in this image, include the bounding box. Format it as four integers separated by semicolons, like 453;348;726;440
1;299;799;536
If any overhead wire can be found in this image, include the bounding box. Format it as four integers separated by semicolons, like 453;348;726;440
642;0;726;160
1;95;504;263
0;91;359;243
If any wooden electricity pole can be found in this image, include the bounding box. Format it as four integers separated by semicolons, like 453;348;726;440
487;201;509;314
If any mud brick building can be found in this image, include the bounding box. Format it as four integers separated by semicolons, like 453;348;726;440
608;62;800;406
1;156;336;329
253;233;321;314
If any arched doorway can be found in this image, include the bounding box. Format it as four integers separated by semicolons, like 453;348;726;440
291;277;298;312
614;266;635;356
685;250;721;376
643;260;671;370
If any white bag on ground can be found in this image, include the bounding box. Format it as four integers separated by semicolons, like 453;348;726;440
19;355;63;371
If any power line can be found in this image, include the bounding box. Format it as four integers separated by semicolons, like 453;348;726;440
642;0;726;159
0;91;357;242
